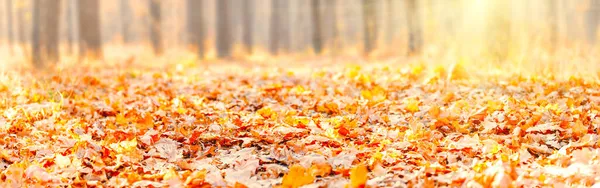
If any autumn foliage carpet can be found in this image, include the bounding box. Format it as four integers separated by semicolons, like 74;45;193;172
1;60;600;187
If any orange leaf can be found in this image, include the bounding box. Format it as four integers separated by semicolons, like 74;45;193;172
349;164;368;188
282;164;315;188
234;182;248;188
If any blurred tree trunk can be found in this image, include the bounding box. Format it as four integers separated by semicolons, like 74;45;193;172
32;0;61;67
280;0;290;53
120;0;131;43
6;0;14;54
587;0;600;44
242;0;254;54
16;1;27;56
66;0;74;54
486;0;511;60
549;0;558;51
326;0;339;54
269;0;279;54
44;0;61;63
386;0;395;46
78;0;103;59
362;0;377;54
311;0;323;54
32;0;42;67
270;0;289;54
149;0;163;55
406;0;422;55
187;0;204;58
216;0;232;58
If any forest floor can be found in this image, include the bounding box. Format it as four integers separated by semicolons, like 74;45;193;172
1;57;600;187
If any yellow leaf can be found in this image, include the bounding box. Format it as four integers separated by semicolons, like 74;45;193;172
349;164;368;188
163;168;180;181
257;107;274;119
405;98;420;113
110;139;138;154
116;113;128;125
361;86;386;104
282;164;315;188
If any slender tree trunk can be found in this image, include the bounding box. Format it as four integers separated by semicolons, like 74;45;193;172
16;1;27;57
326;0;339;53
487;0;510;60
386;0;394;45
563;0;576;42
311;0;323;54
242;0;254;54
32;0;42;67
216;0;232;58
149;0;163;55
6;0;14;54
269;0;281;54
587;0;600;44
32;0;62;67
187;0;204;58
406;0;422;55
549;0;558;51
121;0;131;43
362;0;377;54
78;0;103;59
281;0;290;53
66;0;74;54
44;0;61;63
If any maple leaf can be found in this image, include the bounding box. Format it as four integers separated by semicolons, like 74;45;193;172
136;113;154;132
25;165;55;182
184;170;208;186
116;113;128;125
309;163;332;178
571;121;588;138
348;164;369;188
281;164;315;188
361;86;386;105
257;107;275;119
404;98;420;113
153;138;182;162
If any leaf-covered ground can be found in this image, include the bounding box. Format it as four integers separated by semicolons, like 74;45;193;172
1;61;600;187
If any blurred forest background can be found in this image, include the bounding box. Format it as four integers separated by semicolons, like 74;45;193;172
1;0;600;72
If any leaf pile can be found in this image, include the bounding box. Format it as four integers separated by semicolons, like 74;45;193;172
1;63;600;187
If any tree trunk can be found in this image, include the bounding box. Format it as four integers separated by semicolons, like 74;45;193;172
78;0;103;59
44;0;61;63
362;0;377;54
66;0;74;53
216;0;232;58
280;0;290;53
6;0;14;53
149;0;163;55
406;0;422;55
187;0;204;58
326;0;339;53
16;1;27;57
549;0;558;51
311;0;323;55
269;0;281;54
32;0;62;67
487;0;510;60
587;0;600;44
120;0;131;43
242;0;254;54
386;0;395;45
32;0;42;67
